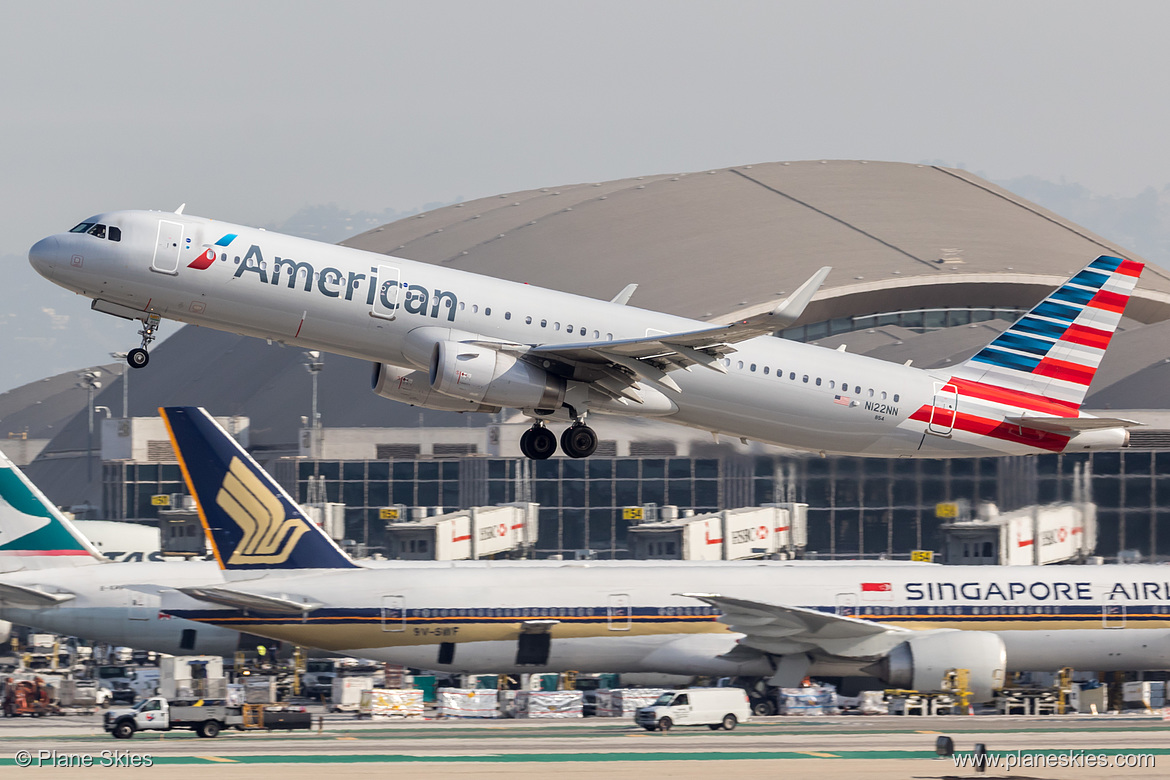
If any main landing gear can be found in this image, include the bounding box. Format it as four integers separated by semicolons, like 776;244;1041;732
519;422;599;460
126;314;161;369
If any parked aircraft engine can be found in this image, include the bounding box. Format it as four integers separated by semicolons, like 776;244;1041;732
869;630;1006;702
430;341;566;410
371;362;500;413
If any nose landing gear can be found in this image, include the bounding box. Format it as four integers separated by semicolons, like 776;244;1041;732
126;313;161;369
519;424;557;460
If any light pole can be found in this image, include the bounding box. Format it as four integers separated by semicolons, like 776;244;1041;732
110;352;129;418
303;351;324;456
76;371;102;483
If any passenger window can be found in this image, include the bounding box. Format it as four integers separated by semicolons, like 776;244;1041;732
108;226;122;242
554;322;561;331
593;330;599;339
87;224;107;239
750;363;756;372
567;324;573;333
868;388;874;397
525;316;532;324
485;308;492;316
763;366;769;375
541;319;547;328
504;312;511;320
802;375;809;383
815;377;822;386
881;391;887;400
854;385;861;394
459;302;466;310
829;380;835;389
472;304;479;313
579;326;587;335
606;333;613;340
737;360;744;370
893;394;900;402
723;358;731;367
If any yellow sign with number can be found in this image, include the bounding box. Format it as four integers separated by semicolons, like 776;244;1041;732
379;507;400;521
910;550;934;562
935;502;958;518
622;507;644;521
150;494;171;507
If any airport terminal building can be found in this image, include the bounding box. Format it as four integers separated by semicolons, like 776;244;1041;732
7;160;1170;562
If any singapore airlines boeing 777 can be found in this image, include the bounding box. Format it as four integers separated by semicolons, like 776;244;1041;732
29;209;1142;459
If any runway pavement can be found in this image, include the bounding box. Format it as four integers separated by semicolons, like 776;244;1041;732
1;712;1167;778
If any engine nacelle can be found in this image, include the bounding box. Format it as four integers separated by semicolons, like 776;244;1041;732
430;341;565;410
1065;427;1129;451
371;362;500;413
874;630;1006;702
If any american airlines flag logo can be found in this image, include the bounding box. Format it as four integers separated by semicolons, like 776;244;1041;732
833;395;851;406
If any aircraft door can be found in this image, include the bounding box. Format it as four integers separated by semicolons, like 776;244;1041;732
127;590;153;622
152;220;184;275
381;595;406;632
928;382;959;435
1103;603;1126;628
835;592;857;617
371;265;401;320
607;593;631;631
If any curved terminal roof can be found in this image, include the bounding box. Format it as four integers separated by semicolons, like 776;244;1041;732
343;160;1170;325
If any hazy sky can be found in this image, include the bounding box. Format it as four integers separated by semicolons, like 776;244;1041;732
4;0;1170;391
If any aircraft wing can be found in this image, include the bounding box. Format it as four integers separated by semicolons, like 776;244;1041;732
468;267;830;402
1004;416;1142;433
178;585;321;615
680;592;908;659
0;581;76;607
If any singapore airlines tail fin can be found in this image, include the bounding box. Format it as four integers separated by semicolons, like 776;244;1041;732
160;407;358;574
951;255;1144;410
0;450;106;571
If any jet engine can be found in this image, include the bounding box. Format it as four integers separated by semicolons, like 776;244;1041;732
429;341;565;410
869;630;1006;702
371;362;500;413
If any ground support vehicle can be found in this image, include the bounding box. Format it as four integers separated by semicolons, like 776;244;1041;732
104;696;310;738
634;688;751;732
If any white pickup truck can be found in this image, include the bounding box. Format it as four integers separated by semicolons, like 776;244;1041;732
104;696;243;738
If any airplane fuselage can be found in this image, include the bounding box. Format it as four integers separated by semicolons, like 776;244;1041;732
29;211;1128;458
164;561;1170;676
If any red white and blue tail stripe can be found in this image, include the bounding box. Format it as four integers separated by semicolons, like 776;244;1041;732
951;255;1143;408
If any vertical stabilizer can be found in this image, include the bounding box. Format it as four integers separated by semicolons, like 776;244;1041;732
0;450;105;571
159;407;358;572
951;255;1143;408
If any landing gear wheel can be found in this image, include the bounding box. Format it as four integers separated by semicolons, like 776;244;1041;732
560;424;598;458
127;348;149;369
657;716;672;732
750;698;776;717
523;425;557;460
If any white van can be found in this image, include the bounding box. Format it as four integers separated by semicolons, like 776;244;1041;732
634;687;751;731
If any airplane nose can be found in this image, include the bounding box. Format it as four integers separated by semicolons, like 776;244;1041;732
28;236;59;277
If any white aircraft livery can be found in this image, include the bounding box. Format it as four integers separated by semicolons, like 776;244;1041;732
160;407;1170;705
30;209;1143;458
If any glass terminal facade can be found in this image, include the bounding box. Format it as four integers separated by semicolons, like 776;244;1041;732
103;450;1170;561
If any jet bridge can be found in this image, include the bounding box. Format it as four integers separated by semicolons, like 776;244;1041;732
626;503;807;561
383;502;539;560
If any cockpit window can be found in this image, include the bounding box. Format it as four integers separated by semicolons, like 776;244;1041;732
87;224;107;239
108;226;122;242
69;222;95;233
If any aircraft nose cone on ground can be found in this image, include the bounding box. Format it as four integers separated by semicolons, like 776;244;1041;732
28;236;60;277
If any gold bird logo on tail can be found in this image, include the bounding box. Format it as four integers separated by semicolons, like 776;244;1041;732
216;457;308;565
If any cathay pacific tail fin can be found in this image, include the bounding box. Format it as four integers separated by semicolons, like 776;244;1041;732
159;407;358;573
0;450;105;571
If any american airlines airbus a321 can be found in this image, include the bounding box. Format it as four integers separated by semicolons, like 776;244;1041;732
29;208;1143;459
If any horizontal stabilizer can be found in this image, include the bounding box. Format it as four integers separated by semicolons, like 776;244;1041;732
1004;416;1142;433
0;581;75;607
178;585;321;614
